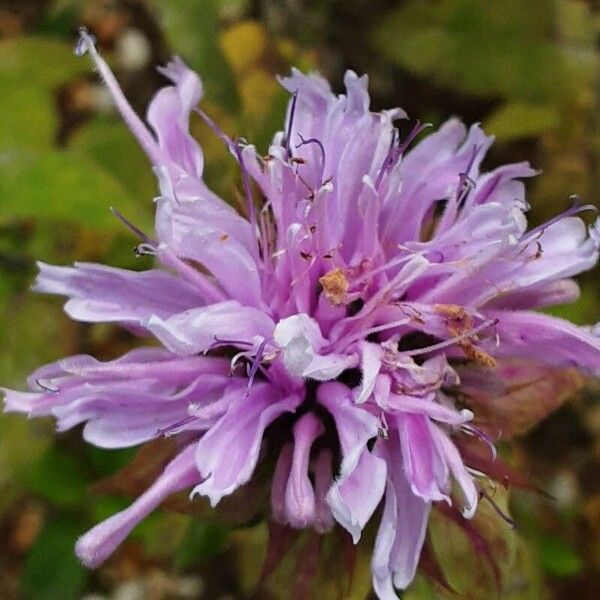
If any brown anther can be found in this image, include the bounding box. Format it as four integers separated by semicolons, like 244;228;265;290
458;341;497;368
291;157;306;164
319;268;349;306
397;303;426;324
219;233;230;241
436;304;495;366
300;251;312;260
435;303;474;334
435;303;468;321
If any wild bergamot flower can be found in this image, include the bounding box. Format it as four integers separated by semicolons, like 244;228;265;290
4;29;600;599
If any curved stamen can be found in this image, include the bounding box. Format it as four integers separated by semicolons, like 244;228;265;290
157;415;197;437
207;336;254;352
134;243;157;257
75;27;163;167
352;252;417;285
396;120;432;157
336;317;412;350
193;108;264;267
376;120;432;189
296;133;327;186
285;91;299;160
194;107;233;149
247;338;269;391
405;318;499;358
524;198;597;240
479;489;516;529
462;424;498;461
111;207;156;246
455;144;481;209
35;379;59;393
375;128;398;189
233;143;261;265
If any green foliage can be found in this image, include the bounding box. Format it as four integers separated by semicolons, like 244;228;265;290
159;0;240;112
22;447;89;509
373;0;598;145
0;147;150;230
21;518;87;600
374;0;570;103
70;118;158;213
537;534;584;578
0;37;152;231
175;520;230;568
484;103;560;143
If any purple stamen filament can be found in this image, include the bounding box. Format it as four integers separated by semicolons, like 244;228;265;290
479;489;516;529
110;207;156;246
285;91;299;160
462;425;498;461
524;202;597;240
247;338;269;391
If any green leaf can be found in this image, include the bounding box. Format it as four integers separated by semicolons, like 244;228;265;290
0;295;71;385
175;520;229;568
85;445;138;479
373;0;573;103
404;575;447;599
0;37;86;148
484;103;560;142
20;518;88;600
0;37;152;233
0;415;51;515
22;446;89;509
70;117;158;205
0;37;84;88
429;488;517;598
537;534;583;578
0;147;152;231
159;0;239;111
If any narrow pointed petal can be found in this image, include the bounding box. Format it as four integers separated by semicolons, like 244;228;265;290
355;341;382;404
396;413;450;503
75;444;198;567
148;57;204;178
284;413;324;528
271;443;293;523
318;382;380;476
327;449;386;543
192;388;299;506
35;262;203;325
145;301;275;355
489;310;600;372
431;424;478;518
76;29;163;167
372;438;431;595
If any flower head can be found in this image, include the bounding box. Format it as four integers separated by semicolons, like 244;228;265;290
4;29;600;598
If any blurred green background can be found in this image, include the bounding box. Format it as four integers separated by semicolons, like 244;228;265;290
1;1;600;598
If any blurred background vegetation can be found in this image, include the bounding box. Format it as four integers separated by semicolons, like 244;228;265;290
1;1;600;598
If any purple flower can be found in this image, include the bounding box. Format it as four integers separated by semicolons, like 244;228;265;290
4;29;600;598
